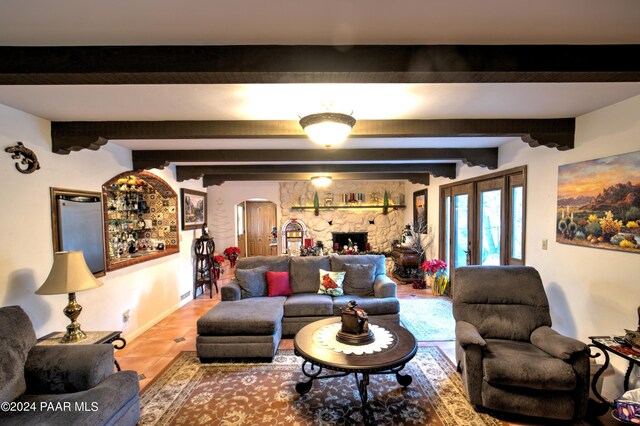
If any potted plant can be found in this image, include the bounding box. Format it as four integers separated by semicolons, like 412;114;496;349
211;255;226;279
420;258;449;296
223;246;241;267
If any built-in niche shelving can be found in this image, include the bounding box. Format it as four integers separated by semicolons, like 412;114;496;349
102;171;179;271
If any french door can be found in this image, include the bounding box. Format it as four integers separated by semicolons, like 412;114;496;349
440;167;526;294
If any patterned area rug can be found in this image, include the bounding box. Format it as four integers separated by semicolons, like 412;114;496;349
139;348;503;426
400;298;455;341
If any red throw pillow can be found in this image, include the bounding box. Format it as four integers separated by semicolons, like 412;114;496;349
266;271;292;297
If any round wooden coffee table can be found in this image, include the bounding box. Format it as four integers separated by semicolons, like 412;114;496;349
294;317;417;424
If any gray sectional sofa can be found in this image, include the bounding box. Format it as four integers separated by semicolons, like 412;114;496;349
196;254;400;361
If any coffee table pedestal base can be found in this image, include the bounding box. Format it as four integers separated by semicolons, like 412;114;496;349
295;358;413;425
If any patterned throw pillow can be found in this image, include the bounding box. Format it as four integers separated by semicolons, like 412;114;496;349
318;268;346;296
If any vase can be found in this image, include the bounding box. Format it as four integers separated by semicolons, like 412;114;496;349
426;275;436;294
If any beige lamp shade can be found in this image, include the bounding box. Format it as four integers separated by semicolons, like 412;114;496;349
36;251;103;295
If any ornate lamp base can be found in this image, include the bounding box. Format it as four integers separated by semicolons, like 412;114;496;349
61;292;87;343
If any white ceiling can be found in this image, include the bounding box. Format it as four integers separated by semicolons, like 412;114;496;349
1;1;639;167
1;0;639;46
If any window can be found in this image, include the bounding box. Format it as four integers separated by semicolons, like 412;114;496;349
440;166;526;287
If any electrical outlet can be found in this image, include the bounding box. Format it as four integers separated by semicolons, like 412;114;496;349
123;309;130;323
542;239;548;250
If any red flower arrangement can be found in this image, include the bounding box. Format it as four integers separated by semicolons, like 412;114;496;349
223;246;241;267
223;246;240;256
420;259;449;295
420;259;447;276
211;255;226;279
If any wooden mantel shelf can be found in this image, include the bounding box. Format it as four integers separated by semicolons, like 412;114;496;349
291;204;406;216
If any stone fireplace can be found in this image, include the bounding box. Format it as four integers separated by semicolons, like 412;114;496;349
279;181;405;253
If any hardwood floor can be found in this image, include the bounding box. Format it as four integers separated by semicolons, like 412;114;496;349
115;267;615;426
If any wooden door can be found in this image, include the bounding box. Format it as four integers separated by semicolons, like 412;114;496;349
245;201;277;257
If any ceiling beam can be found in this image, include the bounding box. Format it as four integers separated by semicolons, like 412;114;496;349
177;163;456;181
52;118;573;155
202;172;430;187
2;45;639;85
136;147;496;171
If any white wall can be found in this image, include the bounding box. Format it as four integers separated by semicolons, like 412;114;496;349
420;94;640;399
207;181;282;252
0;103;203;340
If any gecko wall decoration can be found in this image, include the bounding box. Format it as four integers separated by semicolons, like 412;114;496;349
4;142;40;174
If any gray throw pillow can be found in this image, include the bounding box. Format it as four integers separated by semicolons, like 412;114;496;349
342;263;376;296
235;266;268;298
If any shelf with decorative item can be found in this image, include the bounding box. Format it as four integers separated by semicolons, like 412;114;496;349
291;204;406;216
102;171;180;272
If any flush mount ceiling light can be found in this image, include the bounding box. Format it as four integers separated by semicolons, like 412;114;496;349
299;112;356;148
310;175;332;188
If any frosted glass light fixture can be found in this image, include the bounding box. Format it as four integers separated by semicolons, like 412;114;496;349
310;175;332;188
299;112;356;148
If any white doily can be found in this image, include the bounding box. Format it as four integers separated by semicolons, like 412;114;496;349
313;323;395;355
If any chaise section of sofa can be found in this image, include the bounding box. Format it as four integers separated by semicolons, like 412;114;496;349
197;254;400;360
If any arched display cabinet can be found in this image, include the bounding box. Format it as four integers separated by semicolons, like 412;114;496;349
102;171;180;271
281;219;307;255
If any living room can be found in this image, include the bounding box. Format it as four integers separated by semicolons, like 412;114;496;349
1;2;640;425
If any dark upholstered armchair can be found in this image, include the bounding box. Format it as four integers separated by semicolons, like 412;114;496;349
452;266;589;420
0;306;140;426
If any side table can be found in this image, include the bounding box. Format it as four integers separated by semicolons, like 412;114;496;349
390;246;421;282
37;330;126;371
588;335;640;407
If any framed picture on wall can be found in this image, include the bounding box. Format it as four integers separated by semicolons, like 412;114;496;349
181;189;207;230
413;189;428;233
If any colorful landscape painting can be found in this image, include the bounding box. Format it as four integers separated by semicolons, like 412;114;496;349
557;150;640;254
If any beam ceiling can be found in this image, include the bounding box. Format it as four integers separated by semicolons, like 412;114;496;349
140;148;494;173
177;163;456;182
1;45;639;84
203;173;431;187
53;119;574;156
4;44;632;186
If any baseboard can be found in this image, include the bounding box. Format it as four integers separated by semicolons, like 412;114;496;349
124;300;186;342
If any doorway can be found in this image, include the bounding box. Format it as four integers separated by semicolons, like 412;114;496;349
440;166;526;293
237;200;278;257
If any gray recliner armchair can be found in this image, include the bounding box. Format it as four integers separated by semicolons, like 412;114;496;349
0;306;140;425
453;266;589;420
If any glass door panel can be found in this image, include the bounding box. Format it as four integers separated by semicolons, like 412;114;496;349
444;195;451;276
511;186;523;260
480;189;501;265
454;194;469;267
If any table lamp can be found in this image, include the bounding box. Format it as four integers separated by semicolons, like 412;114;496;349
36;251;103;343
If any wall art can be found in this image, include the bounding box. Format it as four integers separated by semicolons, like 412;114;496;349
556;150;639;254
181;189;207;230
